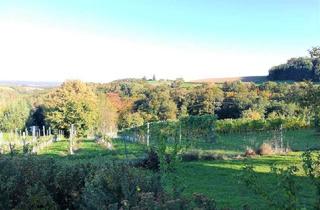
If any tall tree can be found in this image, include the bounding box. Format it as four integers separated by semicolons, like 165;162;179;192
0;99;31;132
96;94;118;138
44;81;97;137
308;46;320;58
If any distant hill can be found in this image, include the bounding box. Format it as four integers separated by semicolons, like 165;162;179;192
0;80;61;88
191;76;267;83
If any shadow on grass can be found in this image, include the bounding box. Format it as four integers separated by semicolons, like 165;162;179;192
174;160;316;209
32;139;148;164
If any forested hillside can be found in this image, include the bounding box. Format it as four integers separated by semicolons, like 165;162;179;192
268;46;320;81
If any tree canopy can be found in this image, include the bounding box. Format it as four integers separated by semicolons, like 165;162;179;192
44;80;98;137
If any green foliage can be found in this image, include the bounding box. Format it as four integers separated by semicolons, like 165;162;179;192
96;94;118;136
0;99;31;132
268;57;316;81
22;143;33;155
80;163;162;209
186;84;223;116
302;151;320;209
239;163;300;210
215;117;309;134
134;85;178;121
137;148;160;171
308;46;320;59
118;112;145;129
0;155;217;210
44;81;98;137
118;115;217;146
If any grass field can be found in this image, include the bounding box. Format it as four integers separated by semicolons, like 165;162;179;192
38;138;146;165
173;153;316;209
196;128;320;154
37;129;319;209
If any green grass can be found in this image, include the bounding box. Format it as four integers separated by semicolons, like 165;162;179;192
163;129;319;209
36;129;319;209
38;138;147;165
183;128;320;155
174;154;316;209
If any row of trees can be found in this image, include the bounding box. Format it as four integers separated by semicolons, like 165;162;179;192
2;79;318;137
268;46;320;81
0;81;112;138
1;46;320;136
97;79;320;130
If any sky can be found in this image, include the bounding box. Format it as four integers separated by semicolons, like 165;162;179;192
0;0;319;82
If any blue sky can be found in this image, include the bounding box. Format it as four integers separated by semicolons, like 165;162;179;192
0;0;319;81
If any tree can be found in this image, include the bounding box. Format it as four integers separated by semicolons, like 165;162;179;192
26;105;46;128
308;46;320;58
186;84;223;116
134;85;177;121
44;81;97;137
268;57;314;81
0;99;31;132
268;47;320;82
96;94;118;138
118;112;144;129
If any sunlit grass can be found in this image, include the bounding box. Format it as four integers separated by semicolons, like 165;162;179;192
39;138;147;163
36;129;319;209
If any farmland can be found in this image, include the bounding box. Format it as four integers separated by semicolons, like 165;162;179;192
0;76;320;209
24;128;317;209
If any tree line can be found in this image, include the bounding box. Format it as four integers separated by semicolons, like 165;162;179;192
268;46;320;81
1;49;320;136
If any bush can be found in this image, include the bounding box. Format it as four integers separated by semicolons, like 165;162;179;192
200;152;226;161
0;156;218;209
257;143;274;155
80;163;162;209
136;148;160;171
215;117;309;134
180;150;228;161
181;150;200;161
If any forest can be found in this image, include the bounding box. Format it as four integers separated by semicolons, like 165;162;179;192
268;46;320;82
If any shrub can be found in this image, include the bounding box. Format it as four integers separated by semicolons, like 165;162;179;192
137;148;160;171
239;163;300;210
200;152;226;161
257;143;274;155
80;164;162;209
180;150;228;161
181;150;200;161
0;156;217;210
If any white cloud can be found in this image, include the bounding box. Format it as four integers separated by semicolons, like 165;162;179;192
0;20;296;82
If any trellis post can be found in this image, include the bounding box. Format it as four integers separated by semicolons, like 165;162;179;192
69;124;75;155
43;126;46;137
147;122;150;147
280;124;283;150
32;126;36;141
179;122;182;144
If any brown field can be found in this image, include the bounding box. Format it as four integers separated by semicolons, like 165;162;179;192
192;76;267;83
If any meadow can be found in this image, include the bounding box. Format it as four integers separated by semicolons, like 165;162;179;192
32;128;319;209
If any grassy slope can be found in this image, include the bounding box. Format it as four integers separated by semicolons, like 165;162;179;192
170;129;319;209
185;128;320;155
39;139;147;165
38;129;319;209
175;153;315;209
